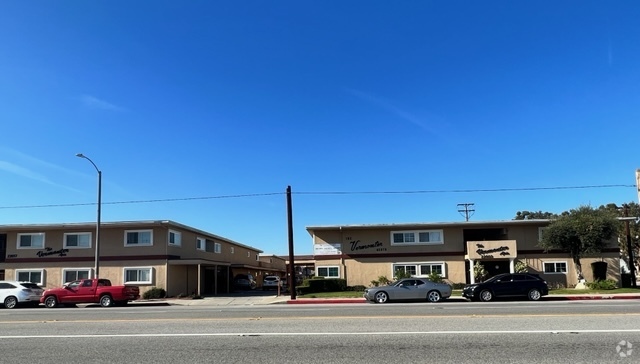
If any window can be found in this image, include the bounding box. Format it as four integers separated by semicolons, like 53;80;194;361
64;233;91;248
538;227;547;242
393;262;446;278
15;269;44;285
419;263;444;276
247;252;251;258
168;230;181;246
256;254;259;261
196;237;205;251
62;269;92;283
544;262;567;274
230;247;235;254
17;233;45;249
391;230;443;246
214;242;221;254
317;266;340;278
125;230;153;246
123;267;153;284
393;264;417;276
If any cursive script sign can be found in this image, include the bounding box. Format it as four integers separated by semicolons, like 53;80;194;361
36;247;69;257
350;240;387;252
475;244;510;258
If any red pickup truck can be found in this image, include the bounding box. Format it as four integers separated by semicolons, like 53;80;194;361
40;278;140;308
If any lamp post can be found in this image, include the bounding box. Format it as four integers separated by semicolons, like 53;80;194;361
76;153;102;279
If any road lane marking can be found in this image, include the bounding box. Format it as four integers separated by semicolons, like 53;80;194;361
2;312;640;324
3;329;640;339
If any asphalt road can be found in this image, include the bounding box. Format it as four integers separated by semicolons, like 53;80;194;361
2;300;640;363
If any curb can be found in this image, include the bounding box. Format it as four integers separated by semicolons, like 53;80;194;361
286;295;640;304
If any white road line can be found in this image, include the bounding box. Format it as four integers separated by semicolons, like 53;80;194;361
3;329;640;339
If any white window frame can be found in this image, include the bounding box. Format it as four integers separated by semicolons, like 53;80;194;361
247;251;251;258
256;254;259;261
15;269;45;285
124;230;153;247
390;230;444;246
168;230;182;246
316;266;340;278
62;268;93;284
544;261;568;274
230;247;235;254
392;262;447;278
63;232;92;249
214;242;221;254
17;233;45;249
123;267;153;284
538;227;547;242
196;237;205;251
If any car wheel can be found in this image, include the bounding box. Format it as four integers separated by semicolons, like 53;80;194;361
528;288;542;301
427;290;442;303
99;295;114;307
4;296;18;309
44;296;58;308
479;290;493;302
374;291;389;303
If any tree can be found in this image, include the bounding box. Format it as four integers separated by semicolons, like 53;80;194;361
598;202;640;274
539;205;618;281
514;210;558;220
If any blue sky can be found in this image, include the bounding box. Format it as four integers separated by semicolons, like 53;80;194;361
1;2;639;255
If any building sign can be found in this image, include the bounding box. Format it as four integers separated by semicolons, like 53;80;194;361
36;247;70;257
349;240;387;252
313;243;342;255
466;240;517;260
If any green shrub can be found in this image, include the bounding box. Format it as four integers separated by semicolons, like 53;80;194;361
451;282;466;289
394;269;412;280
347;285;366;292
428;271;443;283
586;279;618;290
143;287;167;299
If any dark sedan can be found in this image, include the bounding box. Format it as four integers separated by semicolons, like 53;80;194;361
462;273;549;302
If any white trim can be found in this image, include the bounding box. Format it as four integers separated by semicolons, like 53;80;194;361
17;233;45;249
543;261;568;274
230;247;235;254
124;230;153;247
214;242;221;254
63;232;92;249
316;266;340;278
61;268;93;284
15;269;45;285
392;261;447;278
196;237;206;251
123;267;154;284
390;230;444;246
168;230;182;246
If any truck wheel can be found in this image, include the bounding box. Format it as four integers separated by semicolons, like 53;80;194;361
99;295;114;307
44;296;58;308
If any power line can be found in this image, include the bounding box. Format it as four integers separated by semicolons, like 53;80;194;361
0;184;634;210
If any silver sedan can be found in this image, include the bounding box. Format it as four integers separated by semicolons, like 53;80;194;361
363;278;452;303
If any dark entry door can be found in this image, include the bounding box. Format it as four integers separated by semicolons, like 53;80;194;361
484;260;511;278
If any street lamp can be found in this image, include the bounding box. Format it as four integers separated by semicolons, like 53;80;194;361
76;153;102;279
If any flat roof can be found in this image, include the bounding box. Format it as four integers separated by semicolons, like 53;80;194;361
306;219;552;232
0;220;263;253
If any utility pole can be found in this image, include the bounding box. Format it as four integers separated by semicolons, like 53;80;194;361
458;203;475;222
286;186;296;300
624;204;637;287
